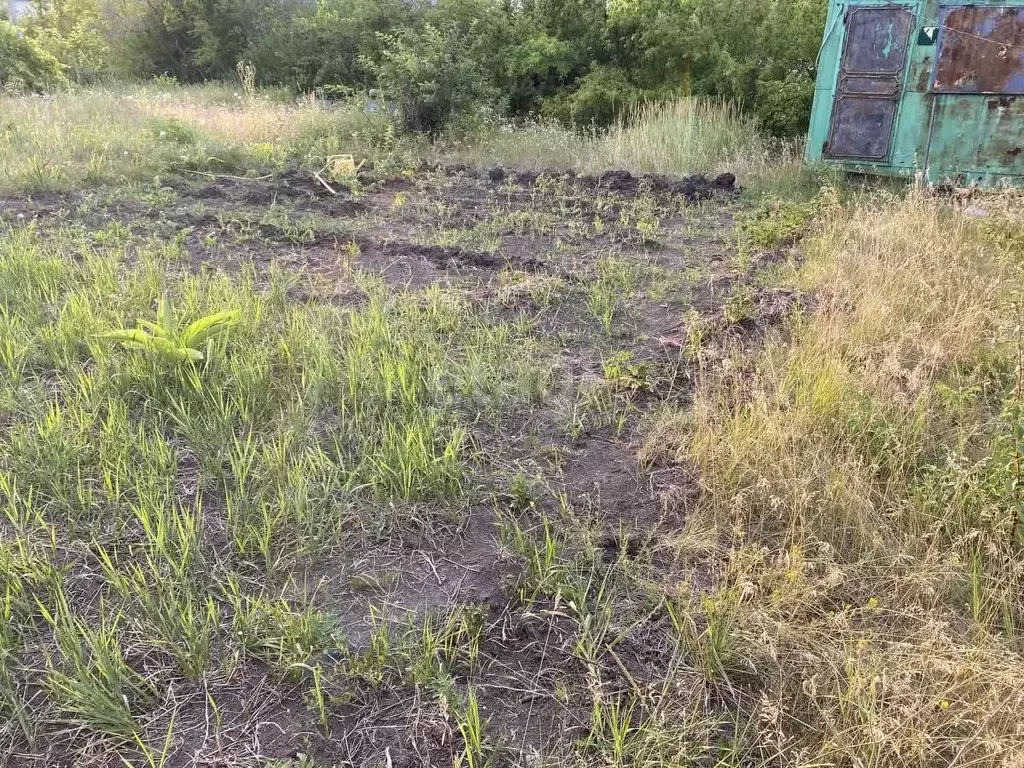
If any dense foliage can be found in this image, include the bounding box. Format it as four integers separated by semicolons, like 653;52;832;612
16;0;827;136
0;19;67;91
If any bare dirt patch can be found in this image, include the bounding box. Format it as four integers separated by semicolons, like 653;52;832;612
0;164;808;767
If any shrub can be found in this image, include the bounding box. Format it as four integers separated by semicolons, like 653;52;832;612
737;195;820;252
0;19;68;92
76;0;283;81
606;0;826;137
548;65;642;127
246;0;417;93
756;70;816;138
20;0;109;83
147;116;200;146
369;23;498;135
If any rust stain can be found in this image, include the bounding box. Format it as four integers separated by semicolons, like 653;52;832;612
988;95;1018;110
915;57;932;92
933;7;1024;93
825;7;913;160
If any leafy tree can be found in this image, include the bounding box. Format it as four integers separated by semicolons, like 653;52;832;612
91;0;282;80
247;0;420;92
5;0;828;136
0;18;68;91
504;27;574;113
509;0;618;120
187;0;283;78
606;0;826;135
369;25;493;134
757;70;816;138
358;0;512;134
543;64;641;126
22;0;109;82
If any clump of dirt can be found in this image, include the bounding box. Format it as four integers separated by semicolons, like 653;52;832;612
755;285;812;324
416;162;738;203
386;242;508;271
590;168;736;200
0;193;66;223
746;248;789;272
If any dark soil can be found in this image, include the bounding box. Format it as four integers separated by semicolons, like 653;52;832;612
419;162;737;203
0;162;805;768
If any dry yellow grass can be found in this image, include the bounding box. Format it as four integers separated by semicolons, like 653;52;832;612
658;191;1024;766
0;84;385;190
435;98;816;196
588;100;805;188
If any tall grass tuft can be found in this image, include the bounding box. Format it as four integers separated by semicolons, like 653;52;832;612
2;85;811;194
588;99;767;176
0;83;394;191
437;98;816;195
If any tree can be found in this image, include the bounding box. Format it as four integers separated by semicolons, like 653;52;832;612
247;0;419;92
0;18;69;91
22;0;110;82
606;0;826;135
89;0;283;81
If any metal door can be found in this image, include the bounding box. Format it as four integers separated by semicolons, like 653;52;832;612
825;5;915;160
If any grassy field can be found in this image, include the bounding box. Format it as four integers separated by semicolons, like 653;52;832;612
0;85;812;198
1;84;1023;767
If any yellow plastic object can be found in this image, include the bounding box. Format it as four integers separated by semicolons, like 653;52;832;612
330;154;364;177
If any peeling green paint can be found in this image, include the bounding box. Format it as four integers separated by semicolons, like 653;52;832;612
882;21;897;57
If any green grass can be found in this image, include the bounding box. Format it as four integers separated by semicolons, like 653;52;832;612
0;83;401;191
1;84;819;196
0;216;554;754
3;83;1023;767
585;255;642;335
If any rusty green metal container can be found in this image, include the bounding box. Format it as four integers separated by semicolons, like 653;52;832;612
806;0;1024;185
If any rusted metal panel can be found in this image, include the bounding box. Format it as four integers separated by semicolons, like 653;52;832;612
827;97;902;158
926;94;1024;178
843;75;902;94
933;6;1024;94
843;6;915;72
825;6;914;159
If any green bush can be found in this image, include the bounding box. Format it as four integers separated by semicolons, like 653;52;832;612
0;19;68;92
71;0;283;81
21;0;109;83
550;65;642;127
369;22;498;135
738;196;820;252
247;0;417;93
606;0;826;137
2;0;830;138
147;117;200;146
756;70;816;138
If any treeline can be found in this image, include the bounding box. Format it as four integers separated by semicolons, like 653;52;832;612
6;0;826;136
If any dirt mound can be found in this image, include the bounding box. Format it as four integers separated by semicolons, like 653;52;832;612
170;168;363;206
381;241;546;272
415;162;736;202
589;168;736;199
172;163;736;213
